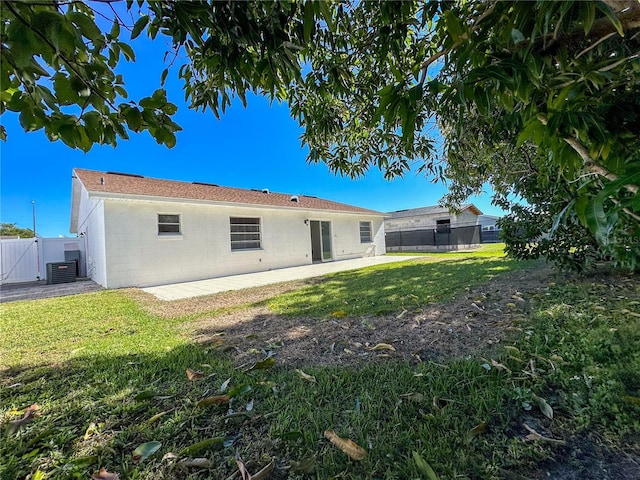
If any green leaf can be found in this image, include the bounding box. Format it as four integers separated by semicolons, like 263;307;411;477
110;20;121;39
511;28;525;44
244;356;275;372
53;75;78;104
68;11;102;42
413;451;440;480
132;441;161;463
131;15;150;40
444;10;464;42
179;437;224;456
531;393;553;419
277;431;304;441
119;42;135;61
586;199;610;244
125;107;142;131
583;2;596;34
133;390;156;401
596;2;624;36
303;1;315;42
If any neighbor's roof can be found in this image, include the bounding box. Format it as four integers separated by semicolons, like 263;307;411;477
72;169;383;216
386;204;482;219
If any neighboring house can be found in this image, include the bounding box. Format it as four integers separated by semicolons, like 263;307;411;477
478;214;502;243
70;169;386;289
478;214;501;231
384;204;483;252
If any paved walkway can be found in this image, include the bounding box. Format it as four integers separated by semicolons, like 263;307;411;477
0;278;104;303
142;255;420;301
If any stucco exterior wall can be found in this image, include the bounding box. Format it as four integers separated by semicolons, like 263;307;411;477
75;184;108;287
96;198;384;288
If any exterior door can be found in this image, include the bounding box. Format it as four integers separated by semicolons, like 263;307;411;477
310;221;332;262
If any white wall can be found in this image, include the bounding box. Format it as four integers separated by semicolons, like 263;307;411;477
95;198;385;288
75;184;107;287
40;237;86;278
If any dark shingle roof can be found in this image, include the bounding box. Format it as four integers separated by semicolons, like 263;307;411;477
73;169;382;215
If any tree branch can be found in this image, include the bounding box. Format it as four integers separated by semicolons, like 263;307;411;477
538;1;640;54
537;114;639;195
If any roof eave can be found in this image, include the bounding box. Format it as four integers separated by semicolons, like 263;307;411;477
85;191;384;216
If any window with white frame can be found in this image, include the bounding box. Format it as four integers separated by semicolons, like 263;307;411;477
158;214;181;235
230;217;261;250
359;221;372;243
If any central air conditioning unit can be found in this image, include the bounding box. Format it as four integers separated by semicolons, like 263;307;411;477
46;262;77;284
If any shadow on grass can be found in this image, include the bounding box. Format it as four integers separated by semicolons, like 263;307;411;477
0;340;534;480
267;256;529;317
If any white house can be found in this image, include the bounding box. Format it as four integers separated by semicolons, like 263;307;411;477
70;169;386;289
384;204;483;252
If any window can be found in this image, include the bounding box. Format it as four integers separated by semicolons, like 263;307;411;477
359;221;372;243
230;217;261;250
158;214;180;235
436;219;451;233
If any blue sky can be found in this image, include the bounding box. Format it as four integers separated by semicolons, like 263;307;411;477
0;34;503;238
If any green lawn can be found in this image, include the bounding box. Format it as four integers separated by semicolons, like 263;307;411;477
1;247;638;479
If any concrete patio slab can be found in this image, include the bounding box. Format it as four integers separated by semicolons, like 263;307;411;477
142;255;421;301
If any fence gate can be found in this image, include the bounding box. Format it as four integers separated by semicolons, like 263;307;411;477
0;238;40;284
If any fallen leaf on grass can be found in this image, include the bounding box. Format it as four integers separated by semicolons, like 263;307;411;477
235;456;251;480
291;455;317;474
84;422;99;440
244;356;276;372
400;392;425;403
7;403;40;435
277;430;304;441
466;421;487;443
177;457;212;469
523;424;565;445
132;441;162;463
295;368;317;383
179;437;225;456
252;460;275;480
92;467;120;480
324;430;366;460
367;343;396;352
186;367;205;380
491;359;511;373
412;451;440;480
133;391;157;401
196;395;230;407
330;310;347;318
220;377;231;391
531;393;553;419
146;409;173;425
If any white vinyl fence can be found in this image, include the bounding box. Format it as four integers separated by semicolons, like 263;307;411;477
0;237;86;284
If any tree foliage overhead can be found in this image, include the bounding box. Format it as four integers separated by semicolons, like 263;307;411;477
1;0;639;269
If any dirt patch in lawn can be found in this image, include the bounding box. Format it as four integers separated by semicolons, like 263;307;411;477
182;264;555;368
